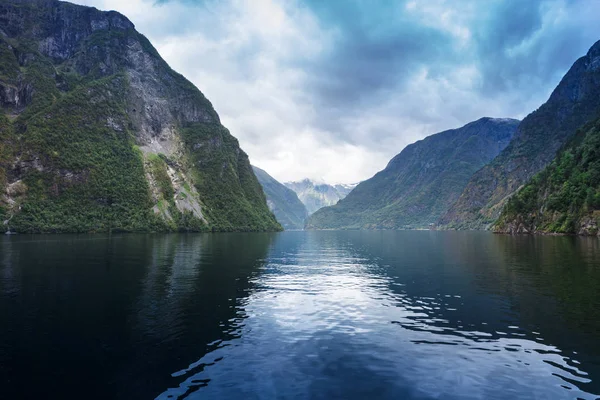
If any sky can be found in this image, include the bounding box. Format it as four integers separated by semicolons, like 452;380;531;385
72;0;600;184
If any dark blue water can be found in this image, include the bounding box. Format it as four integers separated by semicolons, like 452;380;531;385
1;231;600;399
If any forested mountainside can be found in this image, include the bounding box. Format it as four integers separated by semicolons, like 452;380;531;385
284;179;355;215
494;116;600;236
0;0;281;233
441;40;600;230
252;166;308;230
306;118;518;230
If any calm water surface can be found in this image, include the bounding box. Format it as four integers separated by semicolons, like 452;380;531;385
1;231;600;399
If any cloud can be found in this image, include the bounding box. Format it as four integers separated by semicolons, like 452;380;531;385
71;0;600;183
472;0;600;96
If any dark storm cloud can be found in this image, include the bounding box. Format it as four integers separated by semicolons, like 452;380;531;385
288;0;600;140
298;0;454;107
73;0;600;182
479;0;544;50
305;24;452;107
152;0;600;113
472;0;599;96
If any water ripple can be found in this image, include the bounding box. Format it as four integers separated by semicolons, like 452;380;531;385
2;232;599;400
157;233;600;400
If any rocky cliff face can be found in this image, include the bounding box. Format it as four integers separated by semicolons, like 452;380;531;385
493;116;600;236
441;40;600;230
306;117;519;230
284;179;355;215
252;166;308;230
0;0;281;232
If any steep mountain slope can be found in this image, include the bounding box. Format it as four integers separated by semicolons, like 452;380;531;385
494;116;600;236
306;118;519;230
334;183;357;198
284;179;355;215
441;40;600;230
252;166;308;230
0;0;280;233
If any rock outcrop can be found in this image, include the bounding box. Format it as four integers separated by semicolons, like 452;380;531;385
0;0;281;233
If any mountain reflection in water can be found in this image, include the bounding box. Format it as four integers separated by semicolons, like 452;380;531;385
1;231;599;399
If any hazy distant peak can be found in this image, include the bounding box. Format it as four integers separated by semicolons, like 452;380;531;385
283;179;356;215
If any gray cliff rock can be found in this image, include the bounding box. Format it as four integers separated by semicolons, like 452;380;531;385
0;0;280;232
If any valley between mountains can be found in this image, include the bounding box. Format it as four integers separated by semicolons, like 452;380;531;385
1;0;600;236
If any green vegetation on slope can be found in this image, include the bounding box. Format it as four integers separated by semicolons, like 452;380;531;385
147;153;175;201
7;75;164;233
145;153;208;232
0;115;11;224
0;39;20;82
0;0;280;233
441;40;600;230
306;118;518;230
181;124;280;231
494;117;600;235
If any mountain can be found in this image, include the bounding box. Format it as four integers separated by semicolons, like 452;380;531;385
252;166;308;230
494;116;600;236
334;183;358;198
441;40;600;230
284;179;356;215
305;117;519;230
0;0;281;233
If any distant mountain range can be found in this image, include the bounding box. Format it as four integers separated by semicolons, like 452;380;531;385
306;118;519;229
284;179;357;215
252;166;308;230
252;171;357;229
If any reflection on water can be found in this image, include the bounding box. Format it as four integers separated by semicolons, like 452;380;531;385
0;233;274;399
1;231;599;399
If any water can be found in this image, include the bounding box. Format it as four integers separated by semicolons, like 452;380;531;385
1;231;600;399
